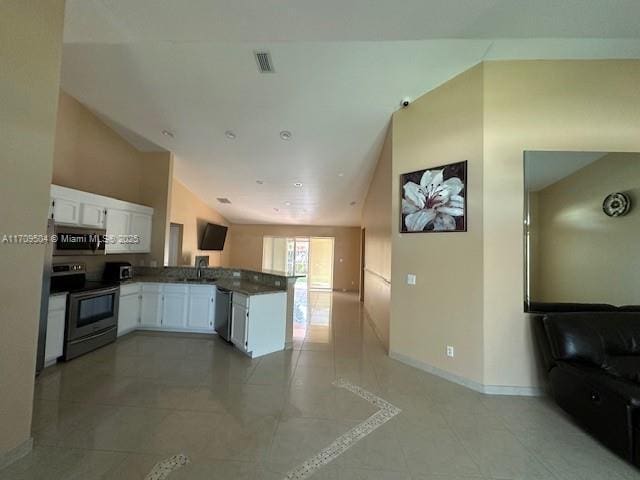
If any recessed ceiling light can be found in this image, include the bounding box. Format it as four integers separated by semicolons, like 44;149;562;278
161;129;174;138
284;201;292;206
280;130;292;141
338;173;344;177
225;130;236;140
293;182;303;188
256;180;264;185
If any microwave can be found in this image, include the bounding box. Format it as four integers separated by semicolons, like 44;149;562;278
53;225;106;256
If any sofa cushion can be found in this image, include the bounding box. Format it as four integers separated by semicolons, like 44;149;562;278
543;312;640;367
544;314;606;366
603;356;640;384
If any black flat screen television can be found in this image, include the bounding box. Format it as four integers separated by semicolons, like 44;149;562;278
200;223;228;250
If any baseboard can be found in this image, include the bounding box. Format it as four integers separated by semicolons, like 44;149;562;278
389;350;544;397
0;437;32;470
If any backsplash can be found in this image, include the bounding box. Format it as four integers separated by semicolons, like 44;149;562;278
133;266;292;289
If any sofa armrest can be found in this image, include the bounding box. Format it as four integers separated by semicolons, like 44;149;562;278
551;362;636;462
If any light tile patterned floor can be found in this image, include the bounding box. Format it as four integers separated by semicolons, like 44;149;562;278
2;291;639;479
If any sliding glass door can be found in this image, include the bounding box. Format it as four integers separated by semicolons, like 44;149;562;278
262;235;334;290
309;237;334;290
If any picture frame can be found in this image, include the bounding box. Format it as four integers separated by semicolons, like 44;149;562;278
400;160;467;233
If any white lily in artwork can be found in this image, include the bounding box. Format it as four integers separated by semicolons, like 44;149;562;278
402;169;465;231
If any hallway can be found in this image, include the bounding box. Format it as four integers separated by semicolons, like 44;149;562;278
2;292;637;479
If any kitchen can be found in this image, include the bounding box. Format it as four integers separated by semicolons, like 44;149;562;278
38;182;299;374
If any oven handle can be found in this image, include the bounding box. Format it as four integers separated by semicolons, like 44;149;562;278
69;286;120;301
67;326;116;346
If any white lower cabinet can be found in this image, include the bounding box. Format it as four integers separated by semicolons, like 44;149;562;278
187;286;216;330
140;284;162;328
45;295;66;366
231;301;249;352
230;291;286;358
162;285;188;328
119;283;284;353
128;283;215;333
118;283;140;336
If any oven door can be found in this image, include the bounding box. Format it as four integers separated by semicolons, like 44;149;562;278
53;226;106;256
66;286;120;341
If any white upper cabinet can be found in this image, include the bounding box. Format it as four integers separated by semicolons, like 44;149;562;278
51;197;80;225
51;185;153;254
129;212;152;253
105;209;131;254
80;203;107;228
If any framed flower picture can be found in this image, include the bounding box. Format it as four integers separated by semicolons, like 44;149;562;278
400;160;467;233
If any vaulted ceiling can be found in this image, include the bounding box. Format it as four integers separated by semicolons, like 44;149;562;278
61;0;640;225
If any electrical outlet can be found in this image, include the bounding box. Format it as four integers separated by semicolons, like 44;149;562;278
406;274;416;285
446;345;455;358
233;271;241;278
275;280;281;287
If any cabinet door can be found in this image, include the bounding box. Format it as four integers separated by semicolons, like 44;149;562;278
45;308;65;364
188;293;214;330
52;197;80;225
80;204;106;228
231;303;248;350
162;292;188;328
140;292;162;327
129;213;152;253
105;208;131;253
118;294;140;335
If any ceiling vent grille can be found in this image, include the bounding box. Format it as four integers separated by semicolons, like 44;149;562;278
216;197;232;204
255;51;275;73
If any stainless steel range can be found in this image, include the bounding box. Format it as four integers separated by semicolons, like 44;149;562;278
50;263;120;361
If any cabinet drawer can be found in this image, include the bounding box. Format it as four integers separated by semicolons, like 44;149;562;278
141;283;162;293
163;284;189;294
232;292;249;309
120;283;140;297
48;294;66;311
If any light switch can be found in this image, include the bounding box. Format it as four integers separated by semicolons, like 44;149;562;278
407;274;416;285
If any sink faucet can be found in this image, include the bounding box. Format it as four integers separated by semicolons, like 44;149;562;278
195;257;208;280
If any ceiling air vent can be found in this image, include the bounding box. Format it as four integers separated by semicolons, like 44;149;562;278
216;197;232;204
255;51;275;73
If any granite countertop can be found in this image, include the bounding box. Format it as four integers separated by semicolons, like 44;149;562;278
126;276;284;296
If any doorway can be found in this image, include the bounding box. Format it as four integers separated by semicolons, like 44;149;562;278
168;223;183;266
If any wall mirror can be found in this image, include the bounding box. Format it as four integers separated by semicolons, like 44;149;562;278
524;151;640;312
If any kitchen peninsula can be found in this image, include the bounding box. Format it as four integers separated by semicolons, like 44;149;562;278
121;266;301;357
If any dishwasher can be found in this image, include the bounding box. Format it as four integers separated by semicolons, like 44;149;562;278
214;287;233;342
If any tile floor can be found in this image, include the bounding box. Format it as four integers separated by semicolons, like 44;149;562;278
2;291;639;479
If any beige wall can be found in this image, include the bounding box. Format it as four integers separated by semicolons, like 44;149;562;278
534;152;640;305
0;0;65;462
52;91;173;268
361;125;392;349
386;60;640;392
390;65;485;384
227;225;361;292
169;179;230;267
482;60;640;389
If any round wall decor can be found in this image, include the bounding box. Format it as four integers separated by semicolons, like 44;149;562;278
602;192;631;217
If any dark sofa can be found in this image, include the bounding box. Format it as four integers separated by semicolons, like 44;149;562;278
536;311;640;466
